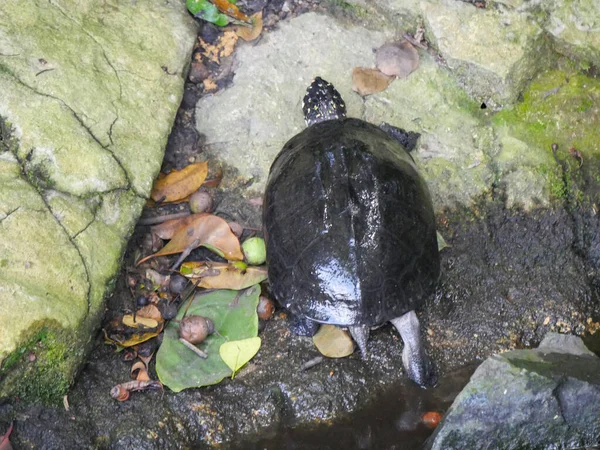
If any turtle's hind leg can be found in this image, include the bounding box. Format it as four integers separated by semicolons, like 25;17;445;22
349;325;370;357
391;310;437;388
379;123;420;152
289;314;320;337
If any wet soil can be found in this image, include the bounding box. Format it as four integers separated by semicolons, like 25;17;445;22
1;4;600;449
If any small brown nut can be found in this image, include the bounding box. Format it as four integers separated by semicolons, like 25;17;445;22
178;315;215;344
189;191;213;214
257;296;275;320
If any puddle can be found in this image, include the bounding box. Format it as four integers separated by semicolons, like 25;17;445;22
236;364;478;450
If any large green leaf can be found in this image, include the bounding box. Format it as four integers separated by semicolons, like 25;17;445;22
156;286;260;392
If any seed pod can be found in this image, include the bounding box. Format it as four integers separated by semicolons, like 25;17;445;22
178;315;215;344
257;295;275;320
189;190;213;214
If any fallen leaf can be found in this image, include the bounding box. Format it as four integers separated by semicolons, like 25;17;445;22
352;67;393;96
151;162;208;203
436;231;450;251
376;41;420;78
313;325;355;358
213;0;250;22
152;215;198;240
131;360;151;381
139;214;244;264
122;315;160;330
0;422;13;450
200;31;238;64
219;337;262;378
104;315;164;348
204;78;218;92
181;261;267;290
187;0;229;26
136;304;163;322
156;286;261;391
235;11;263;41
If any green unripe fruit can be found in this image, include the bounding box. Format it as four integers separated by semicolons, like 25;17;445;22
242;237;266;265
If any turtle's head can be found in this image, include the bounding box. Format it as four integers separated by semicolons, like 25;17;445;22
302;77;347;127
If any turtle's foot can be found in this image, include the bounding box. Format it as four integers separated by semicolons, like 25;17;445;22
349;325;370;357
379;122;420;152
391;310;437;388
288;314;320;337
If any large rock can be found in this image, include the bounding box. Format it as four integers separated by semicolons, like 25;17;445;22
427;333;600;450
421;0;550;107
196;12;391;194
546;0;600;66
0;0;196;401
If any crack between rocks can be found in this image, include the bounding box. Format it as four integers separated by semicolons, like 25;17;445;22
550;376;569;425
0;207;20;223
18;163;94;316
4;62;147;200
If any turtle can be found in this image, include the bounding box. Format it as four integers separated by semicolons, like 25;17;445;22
263;77;440;387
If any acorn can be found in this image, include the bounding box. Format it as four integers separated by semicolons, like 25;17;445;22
178;315;214;344
257;295;275;320
189;190;213;214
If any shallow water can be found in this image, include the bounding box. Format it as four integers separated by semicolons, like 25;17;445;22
237;364;478;450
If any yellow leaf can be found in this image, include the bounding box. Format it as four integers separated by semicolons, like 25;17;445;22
235;11;263;41
313;325;355;358
122;315;159;330
151;162;208;203
219;337;261;378
181;261;267;290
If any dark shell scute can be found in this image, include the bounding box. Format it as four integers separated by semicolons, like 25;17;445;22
264;118;439;327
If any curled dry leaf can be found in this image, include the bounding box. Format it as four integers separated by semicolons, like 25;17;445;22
139;214;244;264
122;315;160;330
0;422;13;450
213;0;250;22
352;67;393;96
136;304;163;322
235;11;263;41
104;314;164;348
110;380;162;402
181;261;267;290
313;325;355;358
131;360;151;381
151;162;208;203
376;41;419;78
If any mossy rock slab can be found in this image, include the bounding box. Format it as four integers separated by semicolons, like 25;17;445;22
421;0;551;107
0;0;197;402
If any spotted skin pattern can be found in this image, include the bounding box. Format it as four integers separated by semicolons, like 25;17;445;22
302;77;347;127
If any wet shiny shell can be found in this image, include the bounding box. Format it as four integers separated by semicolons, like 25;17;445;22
263;118;440;327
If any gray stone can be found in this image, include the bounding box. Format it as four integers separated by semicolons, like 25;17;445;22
0;0;196;400
427;334;600;450
546;0;600;66
421;0;549;106
195;12;390;194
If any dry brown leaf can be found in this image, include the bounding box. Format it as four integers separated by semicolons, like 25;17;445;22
235;11;263;41
131;360;151;381
151;162;208;203
181;261;267;290
152;214;201;240
122;315;160;329
200;31;239;64
138;214;244;264
213;0;250;22
376;41;419;78
203;78;217;92
0;422;13;450
136;304;163;321
313;325;355;358
352;67;394;96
